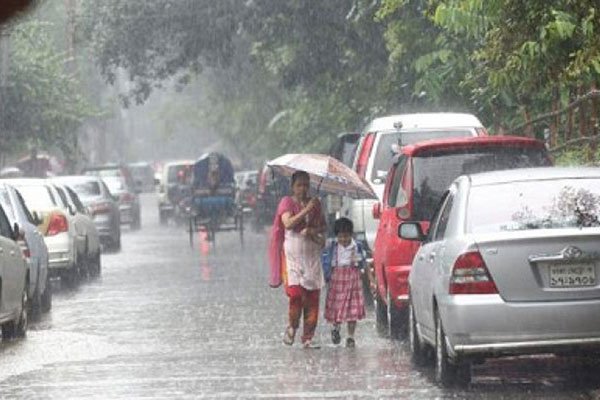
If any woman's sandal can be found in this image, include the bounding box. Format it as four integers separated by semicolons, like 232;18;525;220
283;326;295;346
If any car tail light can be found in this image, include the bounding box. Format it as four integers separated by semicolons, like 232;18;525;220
449;251;498;294
47;214;69;236
91;202;112;215
18;238;31;259
121;193;134;202
356;132;376;178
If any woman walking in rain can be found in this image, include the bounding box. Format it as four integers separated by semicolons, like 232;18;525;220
269;170;326;348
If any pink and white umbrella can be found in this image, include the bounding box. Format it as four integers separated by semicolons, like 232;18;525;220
267;153;376;199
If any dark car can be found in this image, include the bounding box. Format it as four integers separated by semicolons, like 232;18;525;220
83;164;141;230
53;176;121;251
128;162;156;193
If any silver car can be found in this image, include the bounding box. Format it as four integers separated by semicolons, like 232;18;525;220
0;183;51;314
402;167;600;386
54;176;121;252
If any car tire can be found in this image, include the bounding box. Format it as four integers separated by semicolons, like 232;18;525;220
388;290;407;340
3;288;28;340
435;309;471;387
409;298;428;366
62;266;79;288
375;290;389;337
40;274;52;313
159;210;168;226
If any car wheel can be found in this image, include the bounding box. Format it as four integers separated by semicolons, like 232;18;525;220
159;210;168;226
91;252;101;277
375;290;389;337
3;288;28;340
388;290;407;340
40;274;52;313
435;309;471;387
62;267;79;288
409;298;428;366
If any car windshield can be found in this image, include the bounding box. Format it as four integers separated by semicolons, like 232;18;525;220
87;169;122;178
468;178;600;233
371;129;473;182
0;188;16;222
72;181;102;199
16;185;57;211
412;146;550;221
104;177;126;194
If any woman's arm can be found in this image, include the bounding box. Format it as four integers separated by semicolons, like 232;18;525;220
281;198;318;229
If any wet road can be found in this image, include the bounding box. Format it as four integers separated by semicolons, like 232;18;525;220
0;194;600;399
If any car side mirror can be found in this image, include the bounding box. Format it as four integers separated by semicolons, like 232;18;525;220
372;203;381;220
112;194;119;202
12;222;24;241
398;222;425;241
68;205;76;216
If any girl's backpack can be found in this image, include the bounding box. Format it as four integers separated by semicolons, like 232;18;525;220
321;240;366;283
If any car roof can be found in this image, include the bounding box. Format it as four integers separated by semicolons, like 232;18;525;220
467;167;600;187
1;178;50;186
364;113;483;133
52;175;103;184
83;163;124;170
164;160;194;168
400;135;545;156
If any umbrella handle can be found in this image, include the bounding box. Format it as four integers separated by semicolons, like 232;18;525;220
317;176;324;194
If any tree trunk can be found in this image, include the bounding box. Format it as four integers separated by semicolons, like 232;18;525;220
589;82;598;163
566;86;574;142
523;108;533;138
550;86;559;147
579;85;586;138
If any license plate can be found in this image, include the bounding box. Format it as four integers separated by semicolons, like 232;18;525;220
549;263;596;288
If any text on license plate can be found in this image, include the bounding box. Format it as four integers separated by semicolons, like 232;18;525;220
549;263;596;288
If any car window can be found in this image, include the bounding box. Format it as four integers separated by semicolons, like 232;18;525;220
66;187;86;214
55;186;71;209
16;185;57;211
468;178;600;233
0;188;16;223
412;146;550;222
15;190;35;224
72;181;102;198
432;193;454;241
370;129;473;182
387;156;407;207
0;206;13;240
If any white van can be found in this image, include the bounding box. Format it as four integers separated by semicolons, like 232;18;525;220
344;113;486;254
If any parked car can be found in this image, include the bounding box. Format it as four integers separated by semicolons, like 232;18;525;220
157;160;194;225
0;183;51;313
128;162;156;193
6;179;83;286
51;182;102;277
403;167;600;385
0;202;29;339
372;136;552;338
53;176;121;251
83;164;141;230
343;113;487;255
235;170;258;215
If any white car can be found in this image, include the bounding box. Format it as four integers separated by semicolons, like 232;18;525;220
158;160;194;224
342;113;486;255
52;182;102;277
6;179;83;287
0;183;51;313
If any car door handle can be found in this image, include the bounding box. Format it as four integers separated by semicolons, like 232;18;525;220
417;254;425;261
10;250;15;257
428;252;436;262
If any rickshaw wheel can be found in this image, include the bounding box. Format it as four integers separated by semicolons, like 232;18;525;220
188;217;195;247
239;209;244;247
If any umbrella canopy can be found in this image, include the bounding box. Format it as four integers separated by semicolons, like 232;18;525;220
267;153;376;199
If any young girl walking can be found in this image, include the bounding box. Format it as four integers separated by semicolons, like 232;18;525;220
323;217;366;348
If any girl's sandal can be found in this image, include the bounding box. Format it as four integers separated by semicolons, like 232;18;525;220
283;326;295;346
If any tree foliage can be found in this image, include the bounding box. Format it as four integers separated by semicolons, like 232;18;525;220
82;0;600;160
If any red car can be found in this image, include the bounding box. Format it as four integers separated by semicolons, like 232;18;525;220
371;136;553;338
